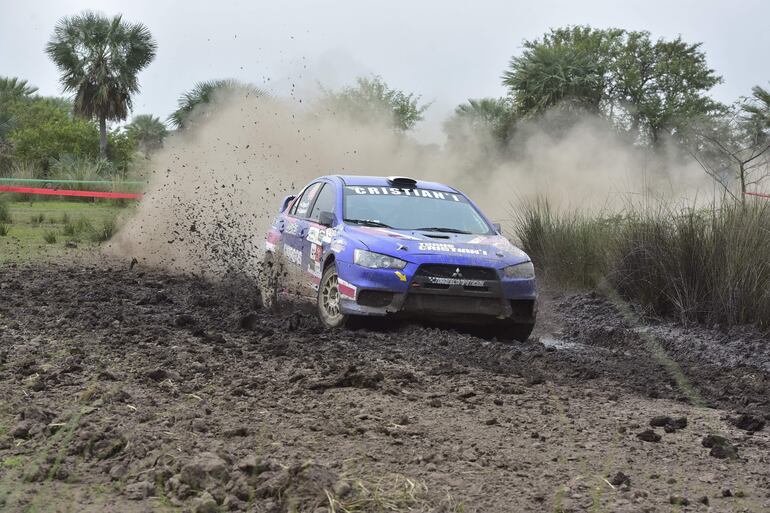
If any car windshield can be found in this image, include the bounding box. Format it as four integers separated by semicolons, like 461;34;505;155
343;185;493;234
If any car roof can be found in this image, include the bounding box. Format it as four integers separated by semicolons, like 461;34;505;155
321;174;458;193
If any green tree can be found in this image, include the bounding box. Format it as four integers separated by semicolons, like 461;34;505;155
503;26;722;144
169;79;265;129
444;97;515;150
46;11;156;159
7;97;100;174
319;76;430;132
0;77;40;163
126;114;167;156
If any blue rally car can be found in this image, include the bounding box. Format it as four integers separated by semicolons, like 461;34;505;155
263;175;537;341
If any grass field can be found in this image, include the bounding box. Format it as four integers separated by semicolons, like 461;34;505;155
0;200;130;263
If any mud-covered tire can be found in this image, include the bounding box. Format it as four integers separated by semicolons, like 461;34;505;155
494;322;534;342
318;264;350;328
259;252;279;309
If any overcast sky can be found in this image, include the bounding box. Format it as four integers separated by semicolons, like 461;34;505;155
2;0;768;142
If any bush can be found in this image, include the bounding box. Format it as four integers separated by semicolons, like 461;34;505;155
0;201;11;223
514;198;619;289
89;217;116;243
612;201;770;327
514;198;770;329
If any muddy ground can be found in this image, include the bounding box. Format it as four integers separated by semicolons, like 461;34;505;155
1;262;769;513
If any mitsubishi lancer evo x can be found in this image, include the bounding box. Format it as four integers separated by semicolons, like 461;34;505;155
262;175;536;341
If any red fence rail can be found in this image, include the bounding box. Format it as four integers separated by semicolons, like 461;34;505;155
0;185;142;200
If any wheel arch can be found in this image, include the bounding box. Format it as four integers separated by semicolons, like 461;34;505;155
323;253;336;271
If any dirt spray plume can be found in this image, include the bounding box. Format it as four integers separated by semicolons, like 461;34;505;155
107;90;712;277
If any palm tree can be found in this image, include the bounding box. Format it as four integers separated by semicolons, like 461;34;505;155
744;85;770;130
46;11;157;159
444;97;515;150
169;79;265;129
0;77;38;99
125;114;167;157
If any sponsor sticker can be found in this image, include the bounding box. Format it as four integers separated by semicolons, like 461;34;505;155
427;276;485;287
283;244;302;266
417;242;488;256
338;278;357;299
330;238;346;253
395;271;407;282
306;226;323;245
284;222;300;236
310;243;323;262
307;262;322;278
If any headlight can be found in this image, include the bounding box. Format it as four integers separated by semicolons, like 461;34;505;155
354;249;407;269
502;261;535;279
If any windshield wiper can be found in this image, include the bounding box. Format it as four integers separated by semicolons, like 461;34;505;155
344;218;393;228
416;227;472;234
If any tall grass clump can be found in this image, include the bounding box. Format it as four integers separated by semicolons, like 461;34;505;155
43;230;57;244
0;200;11;223
613;200;770;328
514;198;619;289
88;217;117;243
514;197;770;329
0;223;9;236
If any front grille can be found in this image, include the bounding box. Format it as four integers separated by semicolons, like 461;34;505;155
415;265;498;281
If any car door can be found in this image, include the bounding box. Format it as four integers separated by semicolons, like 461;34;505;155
304;182;336;283
282;182;322;289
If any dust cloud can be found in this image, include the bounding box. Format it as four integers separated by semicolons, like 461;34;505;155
107;90;711;277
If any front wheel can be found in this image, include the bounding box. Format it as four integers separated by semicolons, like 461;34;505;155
318;264;350;328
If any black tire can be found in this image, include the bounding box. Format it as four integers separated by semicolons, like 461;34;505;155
317;263;353;328
259;252;279;309
494;321;535;342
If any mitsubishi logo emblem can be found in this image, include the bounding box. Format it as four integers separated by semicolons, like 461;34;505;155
451;267;463;278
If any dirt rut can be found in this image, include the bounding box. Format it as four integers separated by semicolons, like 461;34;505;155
1;263;769;512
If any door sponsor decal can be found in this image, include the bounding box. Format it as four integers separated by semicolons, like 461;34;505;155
284;221;300;236
283;244;302;266
306;226;322;245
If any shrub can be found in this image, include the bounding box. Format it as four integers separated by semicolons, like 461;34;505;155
0;201;11;223
514;197;770;329
43;230;57;243
514;198;618;289
89;217;116;243
612;201;770;327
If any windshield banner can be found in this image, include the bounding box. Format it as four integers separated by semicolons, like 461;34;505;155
345;186;465;202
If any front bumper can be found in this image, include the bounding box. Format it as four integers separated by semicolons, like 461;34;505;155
336;260;537;323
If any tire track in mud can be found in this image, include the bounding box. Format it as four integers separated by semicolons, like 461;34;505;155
1;263;769;512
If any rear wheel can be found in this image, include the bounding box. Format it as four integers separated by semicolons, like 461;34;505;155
318;264;350;328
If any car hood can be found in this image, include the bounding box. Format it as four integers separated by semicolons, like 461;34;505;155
343;225;530;267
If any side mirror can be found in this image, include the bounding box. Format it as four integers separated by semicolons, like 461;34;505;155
492;222;502;234
280;195;295;213
318;211;337;227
